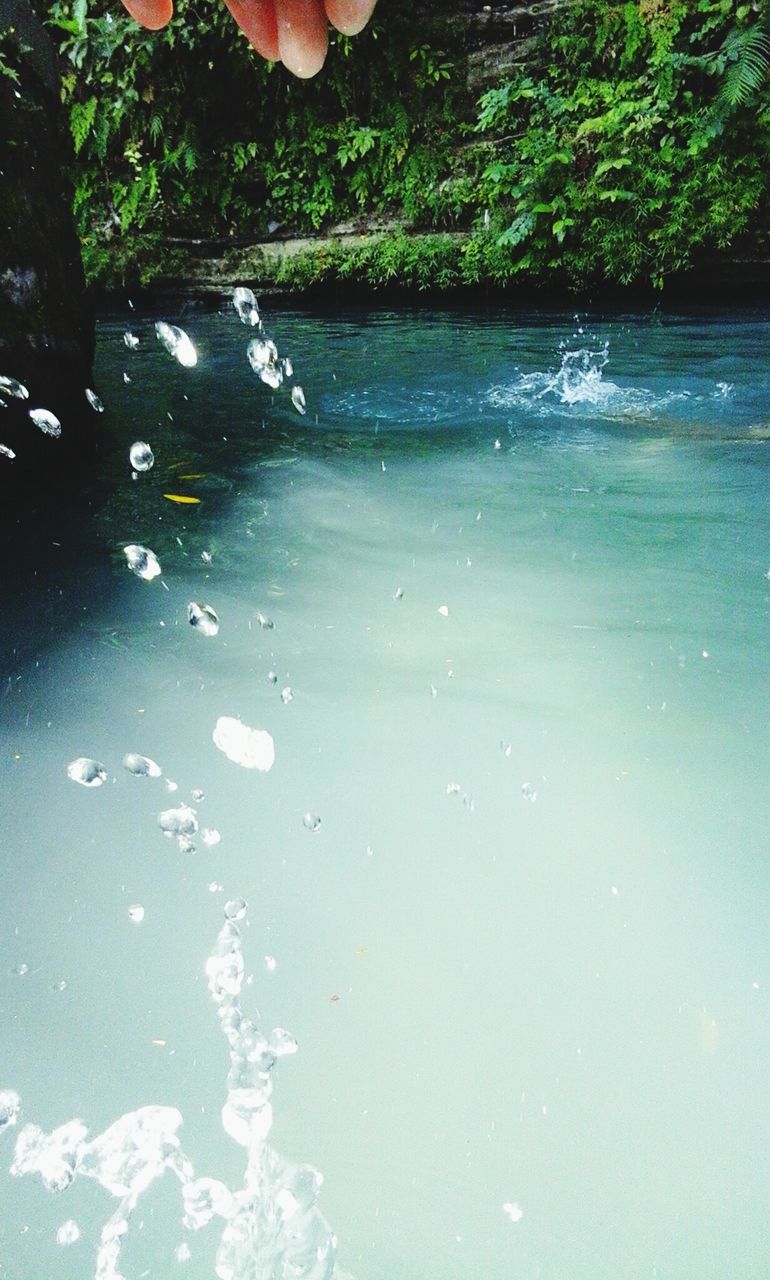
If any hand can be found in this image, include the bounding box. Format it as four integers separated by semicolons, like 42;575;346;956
120;0;378;78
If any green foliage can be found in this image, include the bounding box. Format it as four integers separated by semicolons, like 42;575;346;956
49;0;463;283
473;0;770;288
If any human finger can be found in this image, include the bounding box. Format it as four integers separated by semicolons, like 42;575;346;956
222;0;280;61
324;0;377;37
275;0;328;78
120;0;173;29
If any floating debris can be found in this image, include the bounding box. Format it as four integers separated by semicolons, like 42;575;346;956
213;716;274;772
85;389;104;413
302;812;321;833
129;441;154;472
123;331;139;350
291;385;306;415
67;757;107;787
56;1220;81;1246
0;1091;21;1130
0;444;16;461
188;602;219;636
0;375;29;400
233;287;260;327
123;752;162;778
224;898;247;922
280;686;293;705
123;544;161;581
158;805;199;838
164;493;201;505
155;321;197;368
128;905;145;924
29;408;61;438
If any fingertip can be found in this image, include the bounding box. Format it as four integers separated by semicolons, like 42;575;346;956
121;0;174;30
222;0;280;62
324;0;377;37
276;0;328;78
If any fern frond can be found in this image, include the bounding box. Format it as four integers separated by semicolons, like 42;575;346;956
720;27;770;107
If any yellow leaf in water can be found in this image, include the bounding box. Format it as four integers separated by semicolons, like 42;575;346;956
163;493;201;504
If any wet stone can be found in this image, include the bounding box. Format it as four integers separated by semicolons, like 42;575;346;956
124;544;161;581
155;322;197;368
29;408;61;438
67;757;107;787
188;602;219;637
129;441;154;472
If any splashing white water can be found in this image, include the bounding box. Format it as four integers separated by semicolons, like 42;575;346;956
8;913;340;1280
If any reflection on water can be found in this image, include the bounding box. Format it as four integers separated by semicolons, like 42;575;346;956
1;306;769;1280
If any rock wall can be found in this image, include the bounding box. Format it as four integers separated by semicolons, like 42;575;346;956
0;0;96;470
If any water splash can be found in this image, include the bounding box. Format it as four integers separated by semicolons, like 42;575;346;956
7;914;339;1280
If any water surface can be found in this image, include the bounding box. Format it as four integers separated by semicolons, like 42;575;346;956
1;305;769;1280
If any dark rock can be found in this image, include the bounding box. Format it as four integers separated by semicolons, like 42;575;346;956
0;0;96;474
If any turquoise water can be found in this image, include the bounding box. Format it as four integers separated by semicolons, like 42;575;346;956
1;306;769;1280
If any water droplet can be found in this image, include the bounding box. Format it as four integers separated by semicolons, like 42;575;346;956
155;321;197;367
188;601;219;637
233;287;260;327
303;812;321;833
256;612;274;630
502;1201;523;1223
438;604;449;617
280;686;293;704
177;836;196;854
123;752;162;778
166;778;178;792
0;444;16;461
29;408;61;438
446;782;460;796
0;1090;20;1129
261;364;282;389
264;955;277;972
124;331;139;350
521;782;537;802
291;385;306;415
494;438;502;449
129;441;154;472
158;805;198;838
213;716;275;772
128;904;145;924
191;788;204;802
394;587;404;601
12;962;29;976
174;1242;191;1263
270;1027;298;1057
0;375;29;399
247;337;278;373
123;371;131;384
67;757;107;787
208;881;223;892
224;897;247;922
201;828;221;846
282;356;294;378
267;670;278;685
201;550;213;564
85;388;104;412
123;544;161;580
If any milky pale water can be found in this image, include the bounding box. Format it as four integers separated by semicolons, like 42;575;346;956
1;305;769;1280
